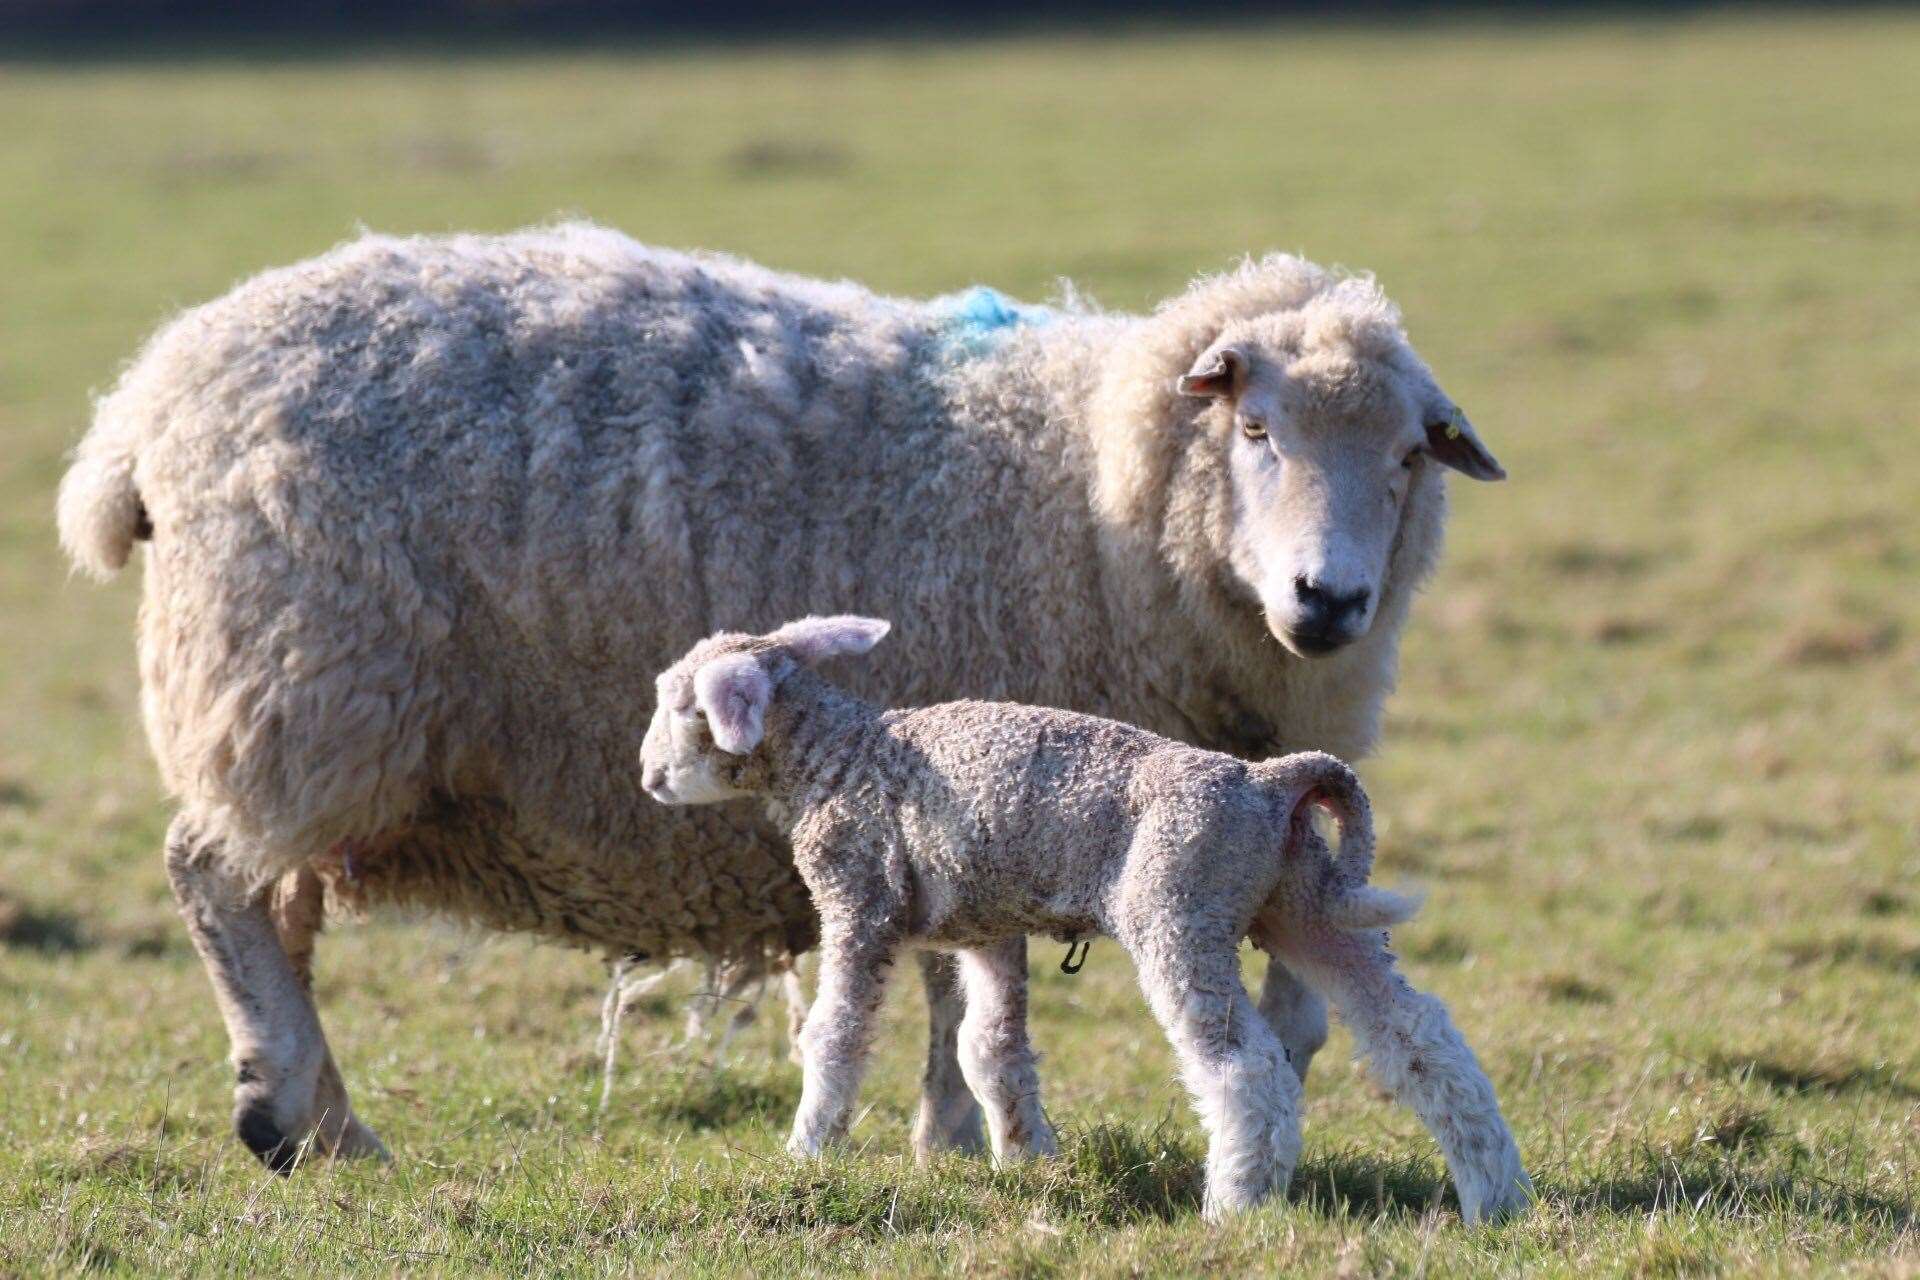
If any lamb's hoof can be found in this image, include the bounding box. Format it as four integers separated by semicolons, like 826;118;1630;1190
1201;1190;1261;1224
785;1133;830;1160
1459;1164;1533;1225
1201;1162;1291;1223
911;1097;987;1163
1023;1129;1061;1161
989;1123;1060;1166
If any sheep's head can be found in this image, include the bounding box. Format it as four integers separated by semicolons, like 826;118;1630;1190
640;616;891;805
1172;274;1503;658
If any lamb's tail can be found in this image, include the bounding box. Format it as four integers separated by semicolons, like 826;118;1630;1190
1323;882;1423;930
57;399;151;580
1261;750;1422;931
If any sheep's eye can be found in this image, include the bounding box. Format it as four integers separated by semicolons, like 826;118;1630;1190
1241;419;1268;441
1400;447;1421;470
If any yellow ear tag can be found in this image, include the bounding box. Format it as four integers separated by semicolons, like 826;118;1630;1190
1444;414;1463;441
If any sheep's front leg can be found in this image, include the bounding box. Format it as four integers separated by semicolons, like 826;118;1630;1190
1258;958;1329;1085
954;939;1057;1164
167;820;386;1172
911;950;987;1159
787;927;897;1158
1279;929;1531;1224
1129;936;1302;1221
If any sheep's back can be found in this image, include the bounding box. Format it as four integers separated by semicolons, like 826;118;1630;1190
127;225;943;886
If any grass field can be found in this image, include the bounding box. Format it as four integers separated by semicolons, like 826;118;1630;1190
3;11;1919;1275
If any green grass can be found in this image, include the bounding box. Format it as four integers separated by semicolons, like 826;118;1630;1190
3;11;1919;1275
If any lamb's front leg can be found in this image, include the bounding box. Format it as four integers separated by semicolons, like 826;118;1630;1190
787;926;897;1158
954;938;1057;1164
1279;929;1532;1224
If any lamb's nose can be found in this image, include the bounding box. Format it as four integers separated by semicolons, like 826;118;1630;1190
1293;575;1371;624
642;764;666;793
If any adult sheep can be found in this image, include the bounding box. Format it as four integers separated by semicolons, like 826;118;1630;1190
58;222;1503;1172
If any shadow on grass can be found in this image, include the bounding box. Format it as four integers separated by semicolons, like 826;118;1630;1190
1032;1124;1917;1232
40;1138;207;1198
1025;1120;1204;1224
644;1068;800;1131
1709;1051;1920;1101
0;895;87;954
1778;934;1920;979
1293;1144;1915;1232
1543;1149;1916;1231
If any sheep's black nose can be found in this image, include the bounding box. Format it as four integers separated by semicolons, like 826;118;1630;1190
1293;576;1371;625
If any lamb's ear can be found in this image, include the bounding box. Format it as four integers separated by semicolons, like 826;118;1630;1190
769;615;891;668
692;654;773;754
1176;345;1248;400
1424;406;1506;481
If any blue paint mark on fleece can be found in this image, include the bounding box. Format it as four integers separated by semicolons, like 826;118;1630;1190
931;285;1052;358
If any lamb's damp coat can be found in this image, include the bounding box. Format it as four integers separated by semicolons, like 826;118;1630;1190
642;617;1531;1223
59;222;1475;1166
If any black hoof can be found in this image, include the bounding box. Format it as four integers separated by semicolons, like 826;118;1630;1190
235;1105;299;1175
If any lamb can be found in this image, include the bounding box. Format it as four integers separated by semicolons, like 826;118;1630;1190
640;616;1532;1224
56;223;1505;1170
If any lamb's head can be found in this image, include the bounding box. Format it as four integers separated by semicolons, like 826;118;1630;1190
640;615;892;805
1176;277;1504;657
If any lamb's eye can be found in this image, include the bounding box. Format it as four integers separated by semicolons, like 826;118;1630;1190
1400;448;1421;469
1241;419;1268;441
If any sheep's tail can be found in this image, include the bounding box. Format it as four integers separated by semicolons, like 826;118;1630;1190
58;398;150;579
1261;750;1422;931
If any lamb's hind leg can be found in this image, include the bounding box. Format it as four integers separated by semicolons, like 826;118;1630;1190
910;950;986;1160
1128;933;1302;1221
1278;929;1531;1224
166;817;385;1171
954;939;1056;1164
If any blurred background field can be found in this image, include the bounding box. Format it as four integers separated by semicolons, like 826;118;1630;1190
2;9;1918;1275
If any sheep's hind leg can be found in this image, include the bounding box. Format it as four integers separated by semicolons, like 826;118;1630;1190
596;956;685;1111
787;928;896;1158
167;819;386;1172
779;956;809;1067
910;950;986;1160
954;939;1056;1164
1278;929;1531;1224
1129;935;1301;1221
1258;958;1329;1085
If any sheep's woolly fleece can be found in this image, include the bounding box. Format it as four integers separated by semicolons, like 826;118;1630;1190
59;222;1457;968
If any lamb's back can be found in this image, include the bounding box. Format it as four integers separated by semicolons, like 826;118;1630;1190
874;701;1243;924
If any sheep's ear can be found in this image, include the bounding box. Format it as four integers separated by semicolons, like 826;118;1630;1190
1423;406;1505;481
693;654;772;754
1176;345;1248;400
769;615;891;667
